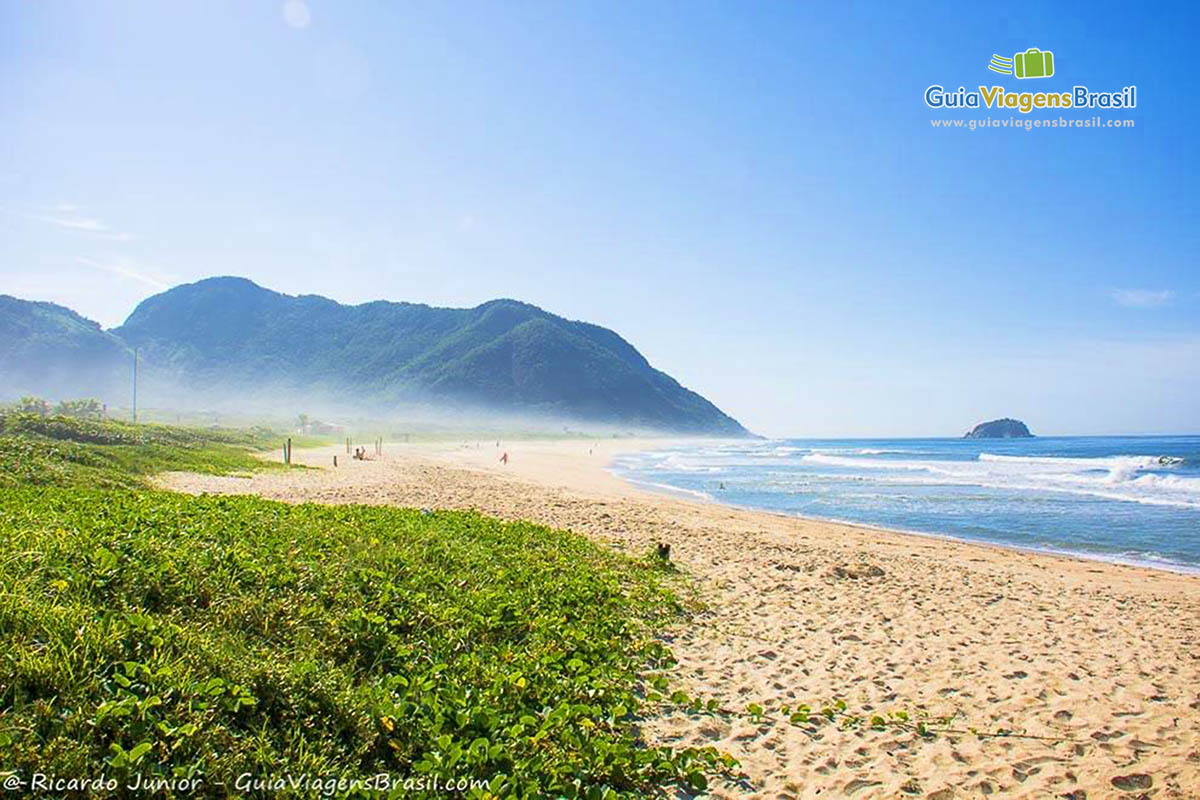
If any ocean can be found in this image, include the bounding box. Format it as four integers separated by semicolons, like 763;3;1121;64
610;435;1200;573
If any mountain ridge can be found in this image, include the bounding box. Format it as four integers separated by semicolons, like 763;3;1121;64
1;277;750;436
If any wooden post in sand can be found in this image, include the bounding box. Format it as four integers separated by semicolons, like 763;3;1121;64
346;437;351;454
285;437;292;465
333;455;338;467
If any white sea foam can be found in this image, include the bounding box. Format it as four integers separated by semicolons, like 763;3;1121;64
661;454;724;473
794;451;1200;509
978;452;1165;470
801;453;942;472
630;443;1200;509
619;440;1200;570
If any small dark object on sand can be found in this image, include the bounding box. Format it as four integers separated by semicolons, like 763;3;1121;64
656;542;671;561
830;563;885;580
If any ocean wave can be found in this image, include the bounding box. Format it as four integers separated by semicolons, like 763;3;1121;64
619;440;1200;570
892;474;1200;509
788;451;1200;509
801;447;917;456
977;452;1171;469
661;454;724;473
801;453;942;472
629;443;1200;508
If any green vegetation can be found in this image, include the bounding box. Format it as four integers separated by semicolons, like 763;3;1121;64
0;294;131;402
15;395;105;420
0;415;728;796
0;412;287;490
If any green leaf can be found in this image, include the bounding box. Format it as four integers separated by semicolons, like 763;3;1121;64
127;742;153;763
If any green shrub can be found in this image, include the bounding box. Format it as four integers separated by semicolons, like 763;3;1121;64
0;413;285;489
14;396;51;417
0;490;722;797
52;398;105;420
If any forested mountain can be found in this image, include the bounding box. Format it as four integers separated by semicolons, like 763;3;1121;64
0;295;131;401
2;278;748;435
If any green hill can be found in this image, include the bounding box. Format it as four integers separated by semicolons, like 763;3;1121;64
2;278;749;435
0;295;131;401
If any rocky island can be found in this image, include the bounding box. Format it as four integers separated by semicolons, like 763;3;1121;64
964;418;1034;438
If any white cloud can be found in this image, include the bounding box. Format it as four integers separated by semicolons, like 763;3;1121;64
38;215;108;232
76;257;172;290
31;206;137;241
1110;288;1174;308
283;0;310;28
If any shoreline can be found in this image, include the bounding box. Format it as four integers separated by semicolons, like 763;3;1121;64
159;438;1200;798
607;440;1200;578
617;479;1200;578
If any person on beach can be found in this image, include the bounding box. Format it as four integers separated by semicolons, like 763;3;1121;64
500;451;509;464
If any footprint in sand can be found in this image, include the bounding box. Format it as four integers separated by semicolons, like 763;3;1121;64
843;778;882;795
1110;773;1152;791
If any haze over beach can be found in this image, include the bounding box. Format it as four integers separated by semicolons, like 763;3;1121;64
1;1;1199;799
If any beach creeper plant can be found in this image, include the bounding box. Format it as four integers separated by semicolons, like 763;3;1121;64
0;491;734;797
0;412;297;490
0;415;734;797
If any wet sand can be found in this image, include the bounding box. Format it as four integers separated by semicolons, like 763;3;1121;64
158;438;1200;799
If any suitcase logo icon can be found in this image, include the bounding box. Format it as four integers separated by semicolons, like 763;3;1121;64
988;48;1055;79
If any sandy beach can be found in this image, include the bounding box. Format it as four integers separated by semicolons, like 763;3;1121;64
159;438;1200;799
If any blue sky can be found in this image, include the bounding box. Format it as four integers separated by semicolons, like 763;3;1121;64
2;0;1197;436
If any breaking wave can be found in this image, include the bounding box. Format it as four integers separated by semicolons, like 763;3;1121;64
612;436;1200;570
